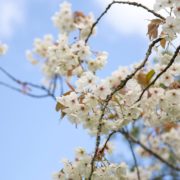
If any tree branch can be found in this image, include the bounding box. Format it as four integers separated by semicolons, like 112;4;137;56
100;130;141;180
85;1;165;43
88;38;161;179
99;131;117;155
120;130;180;171
0;66;56;100
135;45;180;103
0;81;52;99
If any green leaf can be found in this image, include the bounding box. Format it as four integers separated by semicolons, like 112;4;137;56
146;69;155;82
159;83;167;89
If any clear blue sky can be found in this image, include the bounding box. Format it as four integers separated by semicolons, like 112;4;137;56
0;0;149;179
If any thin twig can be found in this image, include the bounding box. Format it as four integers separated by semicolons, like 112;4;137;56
85;1;165;43
0;67;44;89
51;75;58;95
0;81;50;99
99;128;141;180
125;129;141;180
99;131;117;155
0;66;56;100
59;76;64;96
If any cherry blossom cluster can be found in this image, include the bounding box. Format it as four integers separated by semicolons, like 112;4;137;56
140;56;180;127
0;42;8;56
137;127;180;161
24;0;180;179
154;0;180;40
53;147;128;180
56;52;180;134
26;1;97;84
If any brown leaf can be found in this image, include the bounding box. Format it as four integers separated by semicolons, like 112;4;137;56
61;111;66;119
137;70;155;87
55;102;67;119
74;11;85;18
163;122;179;132
74;11;85;23
55;102;65;112
137;72;149;86
160;38;166;48
160;31;167;48
147;19;163;40
67;69;73;77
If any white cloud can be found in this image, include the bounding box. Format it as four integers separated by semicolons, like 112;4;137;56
95;0;157;37
0;0;25;39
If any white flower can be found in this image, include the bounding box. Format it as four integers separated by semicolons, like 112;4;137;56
83;93;98;108
75;147;87;159
57;91;79;108
108;67;130;89
33;34;54;58
74;12;95;40
88;51;108;72
174;4;180;17
166;89;180;104
0;43;8;55
170;64;180;76
162;17;180;37
149;87;165;98
164;0;174;8
160;72;174;86
153;0;166;11
71;40;91;59
52;2;75;33
52;171;66;180
93;80;111;100
74;155;91;178
159;53;172;65
115;162;127;179
75;71;97;92
76;103;90;118
26;50;38;65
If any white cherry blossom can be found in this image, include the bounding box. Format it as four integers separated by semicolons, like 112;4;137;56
0;42;8;55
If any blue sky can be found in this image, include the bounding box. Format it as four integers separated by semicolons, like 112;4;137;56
0;0;150;179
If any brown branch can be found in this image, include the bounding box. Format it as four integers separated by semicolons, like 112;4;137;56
120;130;180;171
0;66;44;89
99;129;141;180
99;131;117;155
88;38;161;179
0;66;56;100
85;1;165;43
0;81;52;99
135;45;180;103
